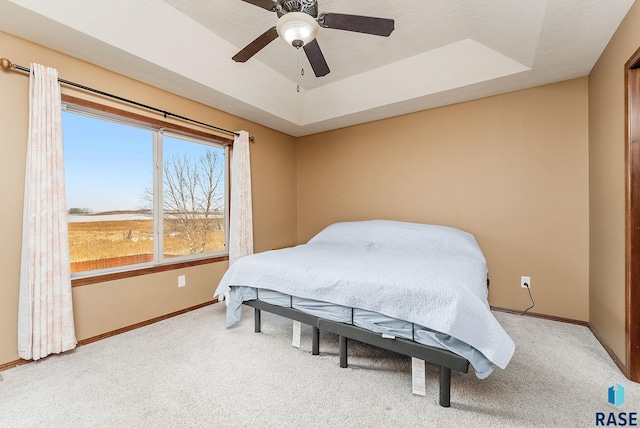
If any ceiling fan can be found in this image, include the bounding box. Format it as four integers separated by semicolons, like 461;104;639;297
232;0;395;77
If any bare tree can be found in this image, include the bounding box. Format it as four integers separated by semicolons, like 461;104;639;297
143;148;224;255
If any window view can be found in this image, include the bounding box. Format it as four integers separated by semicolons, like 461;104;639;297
63;108;227;276
161;135;226;258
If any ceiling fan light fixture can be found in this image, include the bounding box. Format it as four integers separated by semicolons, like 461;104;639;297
276;12;319;48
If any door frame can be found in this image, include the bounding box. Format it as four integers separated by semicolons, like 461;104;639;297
625;46;640;381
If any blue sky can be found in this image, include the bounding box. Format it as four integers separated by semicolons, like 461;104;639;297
62;111;220;213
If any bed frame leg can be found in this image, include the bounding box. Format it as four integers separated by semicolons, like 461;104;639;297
439;366;451;407
339;335;348;368
312;326;320;355
254;308;261;333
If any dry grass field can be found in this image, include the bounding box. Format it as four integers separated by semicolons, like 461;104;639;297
68;219;225;271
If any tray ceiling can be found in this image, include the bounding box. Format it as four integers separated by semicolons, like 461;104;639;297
0;0;634;136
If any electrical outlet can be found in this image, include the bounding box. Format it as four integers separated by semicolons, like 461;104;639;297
521;276;531;289
178;275;186;288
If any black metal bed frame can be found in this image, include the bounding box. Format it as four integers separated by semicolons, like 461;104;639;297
243;299;470;407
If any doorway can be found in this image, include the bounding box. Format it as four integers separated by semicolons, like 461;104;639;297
625;47;640;381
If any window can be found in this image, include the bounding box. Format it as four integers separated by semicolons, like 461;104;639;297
62;104;229;278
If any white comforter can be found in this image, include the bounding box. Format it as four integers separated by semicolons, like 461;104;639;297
215;220;515;370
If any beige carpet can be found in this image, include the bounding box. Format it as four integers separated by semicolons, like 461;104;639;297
0;303;637;427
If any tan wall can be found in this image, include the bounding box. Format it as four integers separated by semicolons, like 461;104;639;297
588;2;640;364
297;78;590;321
0;31;297;366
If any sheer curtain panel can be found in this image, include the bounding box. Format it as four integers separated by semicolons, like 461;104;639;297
229;130;254;266
17;63;77;360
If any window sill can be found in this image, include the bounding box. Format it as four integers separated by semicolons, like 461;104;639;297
71;254;229;287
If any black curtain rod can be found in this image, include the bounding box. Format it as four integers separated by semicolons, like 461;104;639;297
0;57;245;140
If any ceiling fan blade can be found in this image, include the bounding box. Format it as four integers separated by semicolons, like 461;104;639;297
232;26;279;63
239;0;278;12
319;13;395;37
303;39;330;77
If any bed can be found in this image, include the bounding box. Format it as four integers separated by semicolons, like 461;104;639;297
214;220;515;406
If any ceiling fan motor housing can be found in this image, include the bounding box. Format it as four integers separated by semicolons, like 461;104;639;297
277;0;318;18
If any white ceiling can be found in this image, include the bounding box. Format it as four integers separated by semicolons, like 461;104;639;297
0;0;635;137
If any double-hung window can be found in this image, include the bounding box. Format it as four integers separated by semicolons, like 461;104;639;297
62;101;229;279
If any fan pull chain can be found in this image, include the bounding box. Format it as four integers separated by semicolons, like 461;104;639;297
298;67;305;93
296;48;301;93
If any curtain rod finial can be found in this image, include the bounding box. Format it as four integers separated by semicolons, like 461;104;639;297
0;58;12;70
